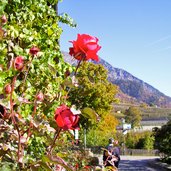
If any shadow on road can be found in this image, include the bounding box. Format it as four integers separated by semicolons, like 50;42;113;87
118;158;166;171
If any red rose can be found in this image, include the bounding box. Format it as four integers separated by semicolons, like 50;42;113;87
14;56;24;71
29;46;40;56
4;84;12;94
55;104;79;130
69;34;101;61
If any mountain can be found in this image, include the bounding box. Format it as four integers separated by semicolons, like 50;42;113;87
62;51;171;108
96;58;171;108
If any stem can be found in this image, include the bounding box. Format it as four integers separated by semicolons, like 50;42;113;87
10;76;22;164
10;76;16;116
74;53;86;76
26;89;40;140
21;56;34;98
26;101;37;139
48;128;61;154
74;60;82;76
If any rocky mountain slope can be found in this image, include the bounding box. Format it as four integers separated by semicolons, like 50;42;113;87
63;51;171;108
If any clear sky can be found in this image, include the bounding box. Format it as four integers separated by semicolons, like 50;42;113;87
58;0;171;97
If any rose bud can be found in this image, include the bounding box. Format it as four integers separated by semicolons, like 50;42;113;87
1;15;7;24
36;92;44;102
29;46;40;56
14;56;24;71
64;69;70;78
4;84;12;94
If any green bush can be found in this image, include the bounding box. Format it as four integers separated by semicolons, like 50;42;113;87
126;131;154;150
155;120;171;160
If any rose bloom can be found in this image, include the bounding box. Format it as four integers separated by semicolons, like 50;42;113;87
55;104;79;130
69;34;101;61
29;46;40;56
14;56;24;71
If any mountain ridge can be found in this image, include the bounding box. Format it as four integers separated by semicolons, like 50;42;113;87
62;51;171;108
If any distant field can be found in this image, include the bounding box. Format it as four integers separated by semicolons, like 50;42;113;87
112;103;171;120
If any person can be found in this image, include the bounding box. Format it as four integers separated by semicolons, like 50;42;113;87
103;138;120;169
113;140;121;168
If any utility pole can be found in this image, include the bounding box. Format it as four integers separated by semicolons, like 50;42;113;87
84;129;87;150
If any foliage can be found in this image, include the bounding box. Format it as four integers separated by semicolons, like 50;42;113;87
68;62;118;128
136;131;154;150
0;0;77;170
142;132;155;150
126;131;154;149
85;113;119;147
154;120;171;160
125;131;141;149
0;0;107;170
124;106;142;128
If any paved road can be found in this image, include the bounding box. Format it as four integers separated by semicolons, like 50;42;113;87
118;156;165;171
97;155;166;171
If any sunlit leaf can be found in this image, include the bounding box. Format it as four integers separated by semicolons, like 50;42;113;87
47;28;53;36
81;107;99;121
62;78;74;88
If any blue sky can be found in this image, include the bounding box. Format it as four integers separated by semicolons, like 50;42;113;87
58;0;171;97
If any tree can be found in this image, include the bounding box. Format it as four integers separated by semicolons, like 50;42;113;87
135;131;154;150
143;132;154;150
124;106;142;128
154;120;171;161
85;113;119;146
126;131;154;150
68;62;118;128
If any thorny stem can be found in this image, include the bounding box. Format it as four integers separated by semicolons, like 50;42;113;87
21;56;34;98
48;128;62;155
65;54;86;97
10;76;22;164
26;100;37;140
74;53;86;76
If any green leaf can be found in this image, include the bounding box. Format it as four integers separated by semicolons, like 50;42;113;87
43;155;74;171
0;98;10;109
47;28;53;36
81;107;98;121
42;155;51;163
62;78;74;88
9;26;19;38
47;64;56;76
39;162;51;171
13;45;23;54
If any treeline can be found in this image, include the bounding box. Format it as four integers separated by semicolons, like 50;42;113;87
113;103;171;119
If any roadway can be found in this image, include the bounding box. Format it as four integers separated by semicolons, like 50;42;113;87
97;155;167;171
